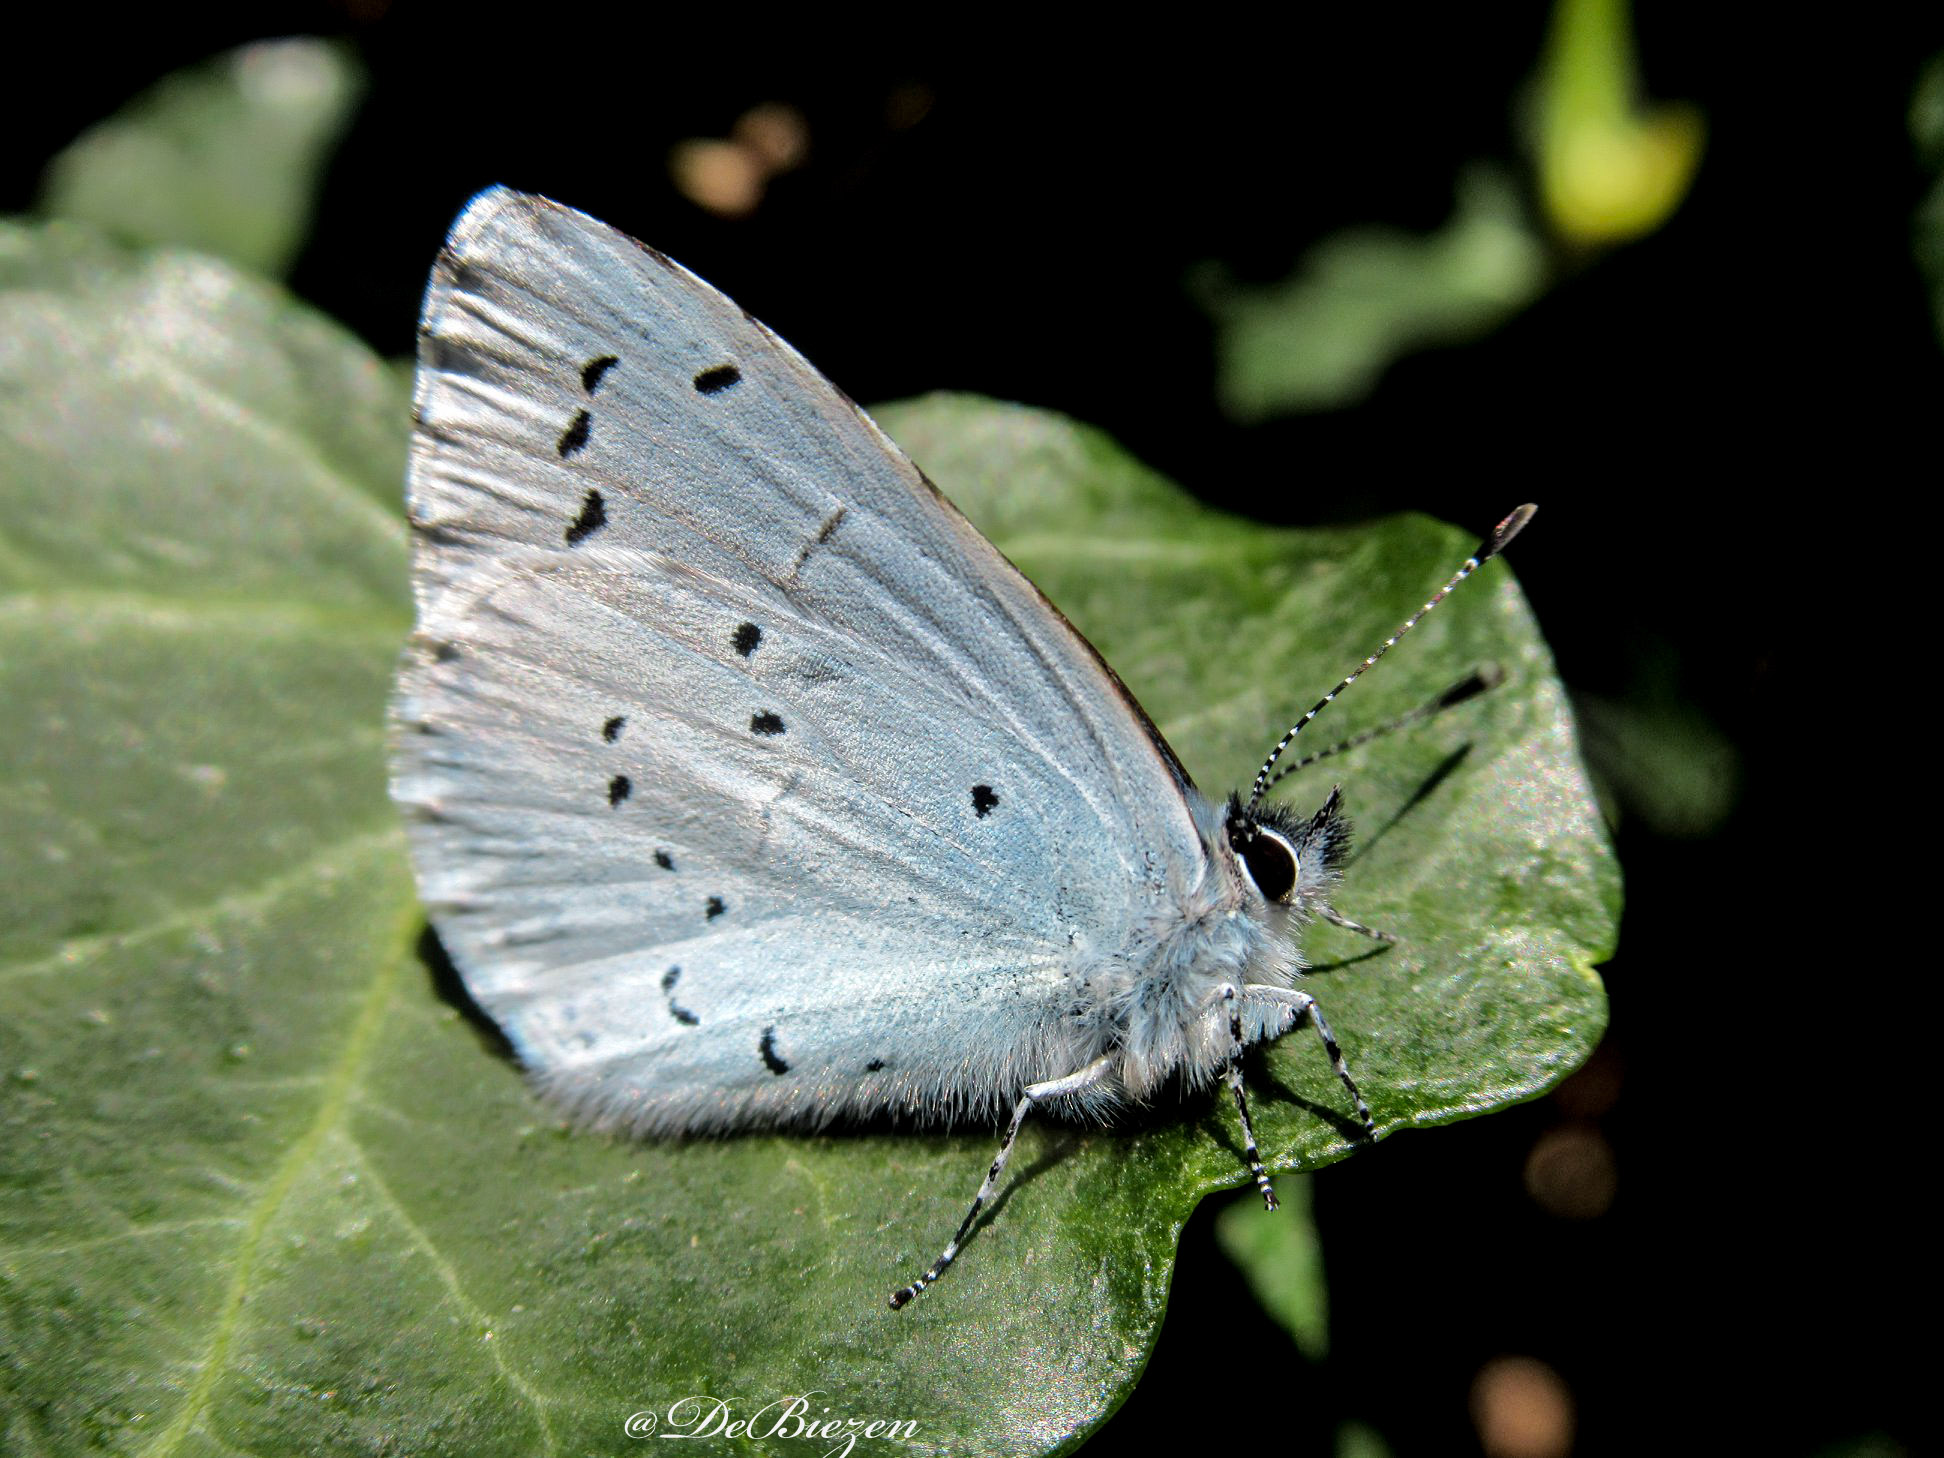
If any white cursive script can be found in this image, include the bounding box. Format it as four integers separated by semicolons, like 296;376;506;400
638;1393;918;1458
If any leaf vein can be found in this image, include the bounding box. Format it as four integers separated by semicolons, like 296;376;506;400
0;587;407;637
0;825;402;985
342;1140;564;1453
135;871;415;1458
0;1215;245;1263
123;347;406;549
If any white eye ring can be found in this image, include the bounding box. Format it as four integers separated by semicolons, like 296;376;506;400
1236;824;1301;903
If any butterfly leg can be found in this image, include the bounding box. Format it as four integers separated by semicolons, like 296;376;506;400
889;1053;1116;1310
1240;985;1377;1139
1213;982;1280;1211
1319;905;1397;943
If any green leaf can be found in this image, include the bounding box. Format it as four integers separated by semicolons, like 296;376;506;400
1532;0;1705;245
1336;1421;1396;1458
1199;169;1549;419
1215;1179;1328;1360
36;39;363;277
0;226;1615;1456
1911;51;1944;345
1574;674;1739;839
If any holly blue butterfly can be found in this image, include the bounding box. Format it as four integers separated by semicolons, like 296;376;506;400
388;187;1533;1307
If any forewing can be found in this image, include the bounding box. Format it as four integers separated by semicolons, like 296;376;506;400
392;187;1208;1129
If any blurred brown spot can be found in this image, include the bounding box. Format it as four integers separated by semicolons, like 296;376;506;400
886;82;935;130
1551;1042;1622;1118
670;103;812;217
733;102;809;174
668;138;764;218
1471;1354;1574;1458
1523;1123;1618;1219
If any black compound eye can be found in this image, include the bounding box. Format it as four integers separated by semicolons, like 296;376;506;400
1238;825;1301;903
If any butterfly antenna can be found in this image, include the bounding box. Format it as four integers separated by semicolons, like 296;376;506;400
1244;505;1535;823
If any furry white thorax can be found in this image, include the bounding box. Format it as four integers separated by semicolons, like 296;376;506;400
1099;788;1307;1104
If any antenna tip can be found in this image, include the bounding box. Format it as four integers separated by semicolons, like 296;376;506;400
1480;504;1537;560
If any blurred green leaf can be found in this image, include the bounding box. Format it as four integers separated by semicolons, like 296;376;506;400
1201;0;1700;421
1911;53;1944;343
1574;686;1738;839
0;226;1614;1456
1214;1179;1327;1359
1337;1420;1396;1458
1533;0;1703;244
37;38;362;277
1811;1435;1913;1458
1201;169;1548;419
1912;52;1944;165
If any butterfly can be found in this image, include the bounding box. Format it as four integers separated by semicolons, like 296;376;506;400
389;186;1532;1307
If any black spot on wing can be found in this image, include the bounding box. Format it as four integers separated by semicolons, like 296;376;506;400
564;487;607;545
760;1026;790;1075
602;715;626;743
750;711;785;736
732;621;762;657
608;774;631;807
865;1058;886;1072
581;355;619;392
655;849;674;870
705;895;725;920
972;784;999;818
661;966;699;1027
432;642;462;663
557;408;591;458
694;363;741;394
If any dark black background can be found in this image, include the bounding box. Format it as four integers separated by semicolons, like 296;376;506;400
7;5;1927;1453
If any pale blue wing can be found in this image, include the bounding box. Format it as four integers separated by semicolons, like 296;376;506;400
391;188;1216;1130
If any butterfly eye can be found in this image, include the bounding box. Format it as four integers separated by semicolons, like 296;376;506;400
1237;824;1301;903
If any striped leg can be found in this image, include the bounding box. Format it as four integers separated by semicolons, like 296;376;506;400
1218;983;1279;1210
889;1053;1115;1310
1242;985;1376;1138
1319;905;1397;944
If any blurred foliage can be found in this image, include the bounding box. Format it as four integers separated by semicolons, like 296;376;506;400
1199;168;1546;418
1911;52;1944;343
1214;1179;1329;1360
1574;673;1739;840
1533;0;1704;245
1336;1420;1396;1458
1205;0;1700;420
37;37;362;277
1811;1437;1912;1458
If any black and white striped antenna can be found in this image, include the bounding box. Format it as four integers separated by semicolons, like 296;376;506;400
1243;504;1536;823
